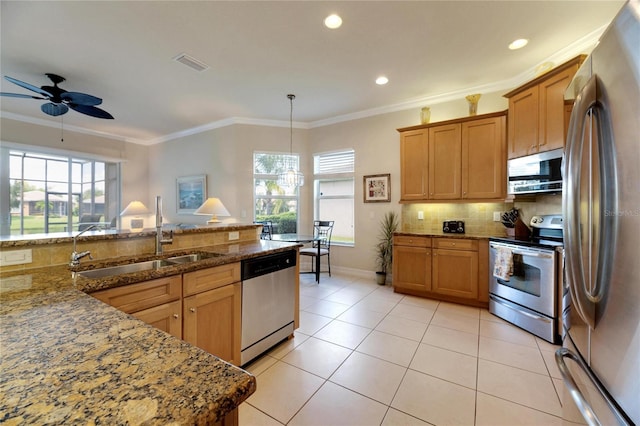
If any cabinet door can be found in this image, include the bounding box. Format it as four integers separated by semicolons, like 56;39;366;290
132;300;182;339
432;249;478;299
91;275;182;314
393;245;431;293
461;116;506;199
508;86;539;159
538;66;576;153
429;123;461;199
400;129;428;200
183;282;241;366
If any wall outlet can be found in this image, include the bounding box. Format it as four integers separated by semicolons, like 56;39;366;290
228;231;239;241
418;211;424;220
0;249;32;266
493;211;502;222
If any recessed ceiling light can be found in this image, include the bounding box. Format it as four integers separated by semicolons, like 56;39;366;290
508;39;529;50
375;76;389;85
324;14;342;29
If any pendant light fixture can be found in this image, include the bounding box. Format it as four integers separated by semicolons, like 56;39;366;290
277;94;304;188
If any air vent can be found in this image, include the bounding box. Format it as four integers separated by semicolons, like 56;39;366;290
173;53;209;72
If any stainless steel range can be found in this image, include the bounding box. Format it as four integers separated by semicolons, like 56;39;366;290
489;214;564;344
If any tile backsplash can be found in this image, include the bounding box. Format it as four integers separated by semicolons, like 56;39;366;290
401;194;563;236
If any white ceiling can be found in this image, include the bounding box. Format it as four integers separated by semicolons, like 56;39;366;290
0;1;624;144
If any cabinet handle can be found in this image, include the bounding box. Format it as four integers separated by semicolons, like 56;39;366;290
190;308;196;313
173;314;179;319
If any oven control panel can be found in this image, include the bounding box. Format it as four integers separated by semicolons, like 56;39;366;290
443;220;465;234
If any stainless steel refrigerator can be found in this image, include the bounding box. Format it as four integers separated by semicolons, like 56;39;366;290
558;0;639;424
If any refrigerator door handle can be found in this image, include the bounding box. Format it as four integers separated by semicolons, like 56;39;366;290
564;74;598;329
555;348;632;426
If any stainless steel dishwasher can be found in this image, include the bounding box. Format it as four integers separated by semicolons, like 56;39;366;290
241;250;296;366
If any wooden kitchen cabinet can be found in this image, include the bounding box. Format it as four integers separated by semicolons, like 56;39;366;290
392;236;432;293
398;111;506;202
505;55;585;159
393;236;488;308
183;264;242;366
92;275;183;338
400;129;428;200
432;239;479;300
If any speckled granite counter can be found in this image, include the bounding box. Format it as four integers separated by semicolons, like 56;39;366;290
0;240;298;424
394;231;493;239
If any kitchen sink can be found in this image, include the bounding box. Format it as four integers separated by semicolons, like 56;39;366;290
77;259;174;279
164;252;224;264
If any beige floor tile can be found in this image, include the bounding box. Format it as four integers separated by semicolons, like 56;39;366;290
540;347;562;379
247;361;324;424
300;283;340;300
477;359;562;417
281;337;352;379
370;285;406;302
536;336;562;353
479;319;538;347
388;303;436;323
552;377;566;406
239;403;283;426
422;324;479;356
392;369;476;426
324;287;372;305
314;319;371;349
288;381;388;426
355;294;399;314
330;352;406;405
475;392;563;426
375;315;428;341
410;343;477;389
398;294;440;310
303;299;351;318
437;301;481;319
267;331;310;360
430;309;480;334
356;330;419;367
244;354;278;376
299;295;319;310
381;408;432;426
296;311;332;336
479;336;548;374
337;305;387;329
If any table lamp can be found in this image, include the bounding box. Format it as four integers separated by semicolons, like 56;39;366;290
194;197;230;224
120;200;150;231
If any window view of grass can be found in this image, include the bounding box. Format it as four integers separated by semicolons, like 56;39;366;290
10;215;82;234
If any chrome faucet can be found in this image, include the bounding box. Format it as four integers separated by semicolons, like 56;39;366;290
155;195;173;255
70;224;99;266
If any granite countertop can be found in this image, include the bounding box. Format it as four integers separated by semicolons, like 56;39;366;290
0;240;299;424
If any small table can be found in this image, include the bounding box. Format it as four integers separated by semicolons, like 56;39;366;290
271;234;321;283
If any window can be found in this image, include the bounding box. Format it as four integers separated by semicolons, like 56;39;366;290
314;150;355;245
253;152;300;234
4;148;120;235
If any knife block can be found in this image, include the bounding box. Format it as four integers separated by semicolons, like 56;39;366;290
514;217;531;238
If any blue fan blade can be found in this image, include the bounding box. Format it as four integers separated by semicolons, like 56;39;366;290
4;76;53;97
0;92;46;99
41;102;69;116
68;103;114;119
61;92;102;106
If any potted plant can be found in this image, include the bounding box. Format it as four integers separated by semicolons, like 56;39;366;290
375;211;399;285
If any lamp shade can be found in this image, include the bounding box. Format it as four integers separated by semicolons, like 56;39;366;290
120;201;150;231
194;197;230;223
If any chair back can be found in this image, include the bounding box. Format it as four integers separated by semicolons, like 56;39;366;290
313;220;334;249
255;221;273;240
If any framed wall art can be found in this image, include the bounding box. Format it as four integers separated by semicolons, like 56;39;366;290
363;174;391;203
176;175;207;214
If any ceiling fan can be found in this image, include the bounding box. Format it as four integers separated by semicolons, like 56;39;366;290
1;73;114;119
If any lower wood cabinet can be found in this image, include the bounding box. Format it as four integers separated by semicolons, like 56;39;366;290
132;300;182;338
393;236;488;308
183;282;241;366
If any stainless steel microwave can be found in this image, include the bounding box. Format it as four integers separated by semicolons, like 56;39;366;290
507;148;564;194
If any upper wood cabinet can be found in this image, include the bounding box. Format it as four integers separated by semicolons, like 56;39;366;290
398;111;507;202
504;55;585;159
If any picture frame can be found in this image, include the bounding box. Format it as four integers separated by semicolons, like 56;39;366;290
176;175;207;214
363;174;391;203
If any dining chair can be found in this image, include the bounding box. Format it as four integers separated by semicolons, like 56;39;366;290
255;221;273;240
300;220;334;276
